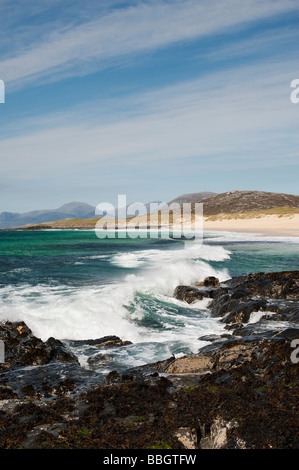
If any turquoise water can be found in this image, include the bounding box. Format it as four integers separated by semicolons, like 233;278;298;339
0;230;298;371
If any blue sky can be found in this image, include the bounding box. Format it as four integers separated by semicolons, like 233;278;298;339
0;0;298;212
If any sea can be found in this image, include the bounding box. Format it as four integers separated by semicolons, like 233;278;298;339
0;229;298;374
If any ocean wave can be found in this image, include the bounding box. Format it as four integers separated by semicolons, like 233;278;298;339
111;242;231;268
0;242;230;348
204;230;299;244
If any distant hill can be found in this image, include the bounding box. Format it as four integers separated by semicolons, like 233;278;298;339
4;190;299;231
193;190;299;215
168;192;216;205
0;202;96;229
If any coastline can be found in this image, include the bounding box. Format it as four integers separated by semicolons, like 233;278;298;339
0;270;298;449
6;213;299;238
202;214;299;237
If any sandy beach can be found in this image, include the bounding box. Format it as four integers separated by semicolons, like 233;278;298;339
117;212;299;238
202;214;299;237
21;211;299;238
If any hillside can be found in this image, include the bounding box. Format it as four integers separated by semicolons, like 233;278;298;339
0;202;96;229
193;190;299;215
168;191;216;205
6;190;299;231
18;217;101;231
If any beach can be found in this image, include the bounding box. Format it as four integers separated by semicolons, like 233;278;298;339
126;212;299;238
203;214;299;237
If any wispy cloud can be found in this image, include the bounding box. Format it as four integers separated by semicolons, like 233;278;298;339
1;58;297;183
1;0;299;88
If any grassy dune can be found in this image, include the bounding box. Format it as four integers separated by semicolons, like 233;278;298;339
17;206;299;230
204;206;299;221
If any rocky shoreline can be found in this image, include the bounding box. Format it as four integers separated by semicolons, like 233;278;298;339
0;271;298;449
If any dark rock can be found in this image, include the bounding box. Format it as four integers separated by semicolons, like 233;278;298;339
0;384;18;399
221;298;268;324
230;289;250;300
198;333;232;342
174;282;226;304
0;321;78;370
195;276;220;288
231;326;299;342
68;336;132;348
0;271;298;449
200;272;299;329
225;271;299;300
45;337;78;362
105;370;121;384
87;353;113;368
0;325;298;448
173;286;205;303
0;361;103;399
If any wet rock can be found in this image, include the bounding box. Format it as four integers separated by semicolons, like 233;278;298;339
0;361;103;399
195;276;220;288
0;321;104;399
0;384;17;399
0;271;298;449
225;271;299;300
45;337;78;363
231;325;299;342
0;335;298;449
174;278;225;304
87;353;113;368
0;321;78;370
173;286;206;303
20;422;66;449
68;336;132;348
198;272;299;331
221;298;268;324
198;333;232;342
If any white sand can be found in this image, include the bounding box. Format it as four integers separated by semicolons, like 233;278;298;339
202;214;299;237
117;213;299;238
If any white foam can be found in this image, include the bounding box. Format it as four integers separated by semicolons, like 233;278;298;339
0;242;230;346
248;310;276;324
204;230;299;244
111;242;230;268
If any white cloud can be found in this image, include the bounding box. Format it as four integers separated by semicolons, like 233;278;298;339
1;58;298;181
1;0;299;88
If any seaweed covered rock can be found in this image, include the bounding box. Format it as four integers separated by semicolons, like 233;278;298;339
0;321;78;369
174;271;299;326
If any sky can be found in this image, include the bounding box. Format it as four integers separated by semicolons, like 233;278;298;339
0;0;298;213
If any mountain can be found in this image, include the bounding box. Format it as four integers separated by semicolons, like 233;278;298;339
0;202;96;229
168;192;217;205
192;190;299;215
4;190;299;230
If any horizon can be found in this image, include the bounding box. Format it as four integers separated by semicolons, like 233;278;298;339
0;1;299;213
2;188;299;216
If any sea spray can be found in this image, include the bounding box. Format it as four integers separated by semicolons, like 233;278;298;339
0;242;230;343
1;230;297;371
